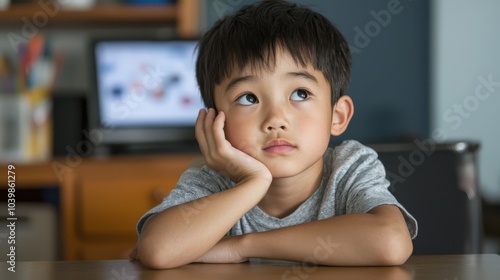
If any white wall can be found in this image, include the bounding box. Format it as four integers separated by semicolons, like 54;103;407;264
432;0;500;202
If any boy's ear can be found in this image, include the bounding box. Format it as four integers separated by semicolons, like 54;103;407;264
331;96;354;136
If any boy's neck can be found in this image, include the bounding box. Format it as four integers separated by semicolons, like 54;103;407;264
257;159;324;219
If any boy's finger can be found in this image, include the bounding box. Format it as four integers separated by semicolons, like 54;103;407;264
195;109;209;156
129;245;139;260
203;108;218;153
212;111;228;151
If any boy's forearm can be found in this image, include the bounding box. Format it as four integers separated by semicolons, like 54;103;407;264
240;205;412;266
138;177;270;269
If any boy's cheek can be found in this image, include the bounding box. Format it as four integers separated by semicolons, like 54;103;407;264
226;131;251;150
225;124;260;154
223;115;246;139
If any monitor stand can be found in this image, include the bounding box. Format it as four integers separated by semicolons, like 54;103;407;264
93;141;200;156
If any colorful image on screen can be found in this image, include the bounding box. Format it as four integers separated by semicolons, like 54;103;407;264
94;40;204;127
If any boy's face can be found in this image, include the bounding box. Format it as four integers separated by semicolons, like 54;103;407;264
214;49;335;178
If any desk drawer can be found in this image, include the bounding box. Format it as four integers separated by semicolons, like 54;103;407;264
77;176;176;237
61;154;199;260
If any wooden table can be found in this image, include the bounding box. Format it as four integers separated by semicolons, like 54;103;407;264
1;255;499;280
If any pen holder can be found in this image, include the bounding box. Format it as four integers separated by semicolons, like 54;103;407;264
0;88;52;163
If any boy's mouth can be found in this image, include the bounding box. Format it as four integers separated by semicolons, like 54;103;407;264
262;139;296;154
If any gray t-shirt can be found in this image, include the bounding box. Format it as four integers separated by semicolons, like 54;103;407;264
137;140;418;239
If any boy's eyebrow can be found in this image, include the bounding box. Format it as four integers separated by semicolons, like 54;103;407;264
224;71;317;93
225;75;254;93
286;71;318;84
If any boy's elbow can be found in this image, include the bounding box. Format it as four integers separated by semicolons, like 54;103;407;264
138;248;172;269
376;242;412;266
139;253;171;270
138;240;185;269
375;226;413;265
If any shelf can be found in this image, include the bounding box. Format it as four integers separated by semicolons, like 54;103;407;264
0;153;200;189
0;4;176;20
0;1;198;34
0;158;62;188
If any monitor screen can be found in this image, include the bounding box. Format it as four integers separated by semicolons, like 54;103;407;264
94;40;203;127
89;39;205;150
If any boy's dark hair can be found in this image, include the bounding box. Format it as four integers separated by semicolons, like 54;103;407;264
196;0;351;109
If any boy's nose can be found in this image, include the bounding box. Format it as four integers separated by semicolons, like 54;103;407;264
263;107;289;132
267;124;287;131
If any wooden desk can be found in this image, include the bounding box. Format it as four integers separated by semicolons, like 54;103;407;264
1;255;499;280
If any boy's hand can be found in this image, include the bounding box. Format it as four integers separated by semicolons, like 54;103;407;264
195;108;272;184
129;243;140;261
194;235;248;264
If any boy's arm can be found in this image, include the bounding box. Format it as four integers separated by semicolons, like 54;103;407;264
199;204;413;266
138;176;270;269
245;204;412;265
137;109;272;269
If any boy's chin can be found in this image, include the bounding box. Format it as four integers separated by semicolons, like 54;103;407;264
267;166;309;180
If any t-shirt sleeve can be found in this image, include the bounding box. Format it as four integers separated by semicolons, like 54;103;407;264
136;166;231;235
332;141;418;239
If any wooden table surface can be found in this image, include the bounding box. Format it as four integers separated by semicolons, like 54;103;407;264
1;254;500;280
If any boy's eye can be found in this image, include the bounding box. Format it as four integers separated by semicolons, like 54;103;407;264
236;93;258;105
290;89;310;101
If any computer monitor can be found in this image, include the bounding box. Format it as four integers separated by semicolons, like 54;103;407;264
88;38;204;154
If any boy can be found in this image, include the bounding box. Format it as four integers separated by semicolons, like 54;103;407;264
132;0;417;269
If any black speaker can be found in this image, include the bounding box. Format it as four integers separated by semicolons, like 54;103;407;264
51;94;88;156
